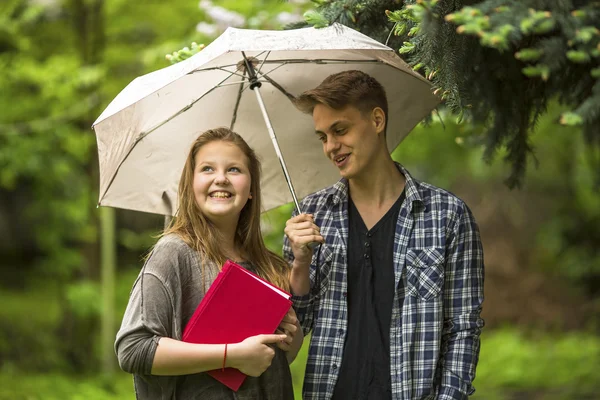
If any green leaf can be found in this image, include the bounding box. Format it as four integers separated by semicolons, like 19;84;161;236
456;23;483;35
444;12;466;25
522;65;550;80
480;32;510;51
566;50;591;63
515;48;544;62
575;27;600;43
386;9;403;23
398;41;415;54
394;22;408;36
520;18;535;34
303;10;329;28
560;112;584;126
408;26;420;36
532;19;555;34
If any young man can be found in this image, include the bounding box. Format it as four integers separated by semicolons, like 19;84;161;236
284;70;484;400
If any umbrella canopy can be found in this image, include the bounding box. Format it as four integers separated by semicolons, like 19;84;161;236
93;23;439;216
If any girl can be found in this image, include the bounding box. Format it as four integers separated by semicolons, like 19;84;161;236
115;127;302;399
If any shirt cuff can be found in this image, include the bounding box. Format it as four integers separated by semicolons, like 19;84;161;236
292;292;311;309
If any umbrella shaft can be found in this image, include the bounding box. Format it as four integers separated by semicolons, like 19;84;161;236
252;88;302;214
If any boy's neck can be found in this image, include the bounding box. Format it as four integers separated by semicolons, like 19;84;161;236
348;156;405;208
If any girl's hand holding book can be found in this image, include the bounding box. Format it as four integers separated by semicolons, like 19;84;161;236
276;308;299;352
228;334;287;377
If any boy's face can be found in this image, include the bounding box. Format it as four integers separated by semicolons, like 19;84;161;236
313;103;385;181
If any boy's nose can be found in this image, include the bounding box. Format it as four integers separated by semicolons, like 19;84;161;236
325;137;340;154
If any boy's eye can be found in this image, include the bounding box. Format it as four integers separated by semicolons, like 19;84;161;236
335;128;346;135
318;135;327;143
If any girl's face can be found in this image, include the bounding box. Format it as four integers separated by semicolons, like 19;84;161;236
192;140;252;227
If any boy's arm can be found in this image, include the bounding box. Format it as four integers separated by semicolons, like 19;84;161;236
437;205;485;400
283;213;324;336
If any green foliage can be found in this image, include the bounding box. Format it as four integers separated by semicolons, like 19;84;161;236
262;203;295;256
0;287;64;371
0;3;101;279
0;0;203;371
303;9;329;28
392;102;600;293
118;229;160;252
0;371;134;400
474;329;600;396
299;0;600;188
66;281;102;319
444;3;599;130
166;42;206;64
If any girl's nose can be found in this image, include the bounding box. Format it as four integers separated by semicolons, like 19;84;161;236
214;171;229;185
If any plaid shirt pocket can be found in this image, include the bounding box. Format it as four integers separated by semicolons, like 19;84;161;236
405;247;445;301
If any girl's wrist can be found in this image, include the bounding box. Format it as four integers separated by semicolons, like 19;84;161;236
225;342;241;369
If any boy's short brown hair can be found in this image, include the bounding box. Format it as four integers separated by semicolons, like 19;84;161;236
294;70;388;130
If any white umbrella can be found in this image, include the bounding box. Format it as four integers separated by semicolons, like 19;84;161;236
93;23;439;216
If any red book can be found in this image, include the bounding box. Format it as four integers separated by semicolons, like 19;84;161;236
182;260;292;391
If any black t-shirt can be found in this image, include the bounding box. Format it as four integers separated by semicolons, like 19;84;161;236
332;190;406;400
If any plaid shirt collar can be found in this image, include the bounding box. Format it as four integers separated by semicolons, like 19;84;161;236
320;162;423;212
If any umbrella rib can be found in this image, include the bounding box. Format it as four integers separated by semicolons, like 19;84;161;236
190;67;246;79
258;59;433;86
191;59;382;74
230;70;247;130
255;58;431;89
217;80;268;87
256;51;271;75
259;58;382;65
221;59;384;81
137;72;237;141
99;71;238;206
255;70;296;103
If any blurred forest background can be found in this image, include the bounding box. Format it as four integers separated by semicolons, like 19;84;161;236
0;0;599;399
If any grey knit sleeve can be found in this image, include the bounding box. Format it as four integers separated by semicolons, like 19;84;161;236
114;238;184;375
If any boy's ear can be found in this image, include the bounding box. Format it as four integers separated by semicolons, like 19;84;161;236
372;107;386;134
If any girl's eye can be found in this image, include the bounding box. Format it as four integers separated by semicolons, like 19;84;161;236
229;167;241;173
200;166;213;172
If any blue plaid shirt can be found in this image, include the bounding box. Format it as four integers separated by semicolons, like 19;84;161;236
283;164;484;400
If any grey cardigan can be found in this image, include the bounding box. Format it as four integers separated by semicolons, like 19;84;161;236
115;234;294;400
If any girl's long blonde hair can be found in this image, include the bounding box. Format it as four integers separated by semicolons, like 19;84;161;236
163;127;290;291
